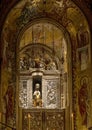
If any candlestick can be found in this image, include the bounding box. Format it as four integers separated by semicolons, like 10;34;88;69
28;113;31;130
0;112;1;122
71;113;74;130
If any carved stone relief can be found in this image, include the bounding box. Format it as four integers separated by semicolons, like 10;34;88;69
45;111;65;130
19;75;61;109
22;109;65;130
23;110;42;130
45;78;60;108
19;77;32;108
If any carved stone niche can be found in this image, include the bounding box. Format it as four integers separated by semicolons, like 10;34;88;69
19;70;61;109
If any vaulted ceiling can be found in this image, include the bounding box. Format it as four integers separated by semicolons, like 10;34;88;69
0;0;92;67
1;0;91;47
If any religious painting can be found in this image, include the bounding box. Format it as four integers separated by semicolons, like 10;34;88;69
78;76;88;126
77;25;89;48
19;45;58;71
77;45;89;71
3;82;14;122
20;21;65;61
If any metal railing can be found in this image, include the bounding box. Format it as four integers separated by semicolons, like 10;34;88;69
0;122;16;130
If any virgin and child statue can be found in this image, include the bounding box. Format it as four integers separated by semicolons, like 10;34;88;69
33;83;42;107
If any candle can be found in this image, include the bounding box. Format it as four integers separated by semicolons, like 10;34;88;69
71;113;74;130
0;112;1;122
28;113;31;130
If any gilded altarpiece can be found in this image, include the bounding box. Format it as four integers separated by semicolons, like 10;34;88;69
19;71;65;130
22;109;65;130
